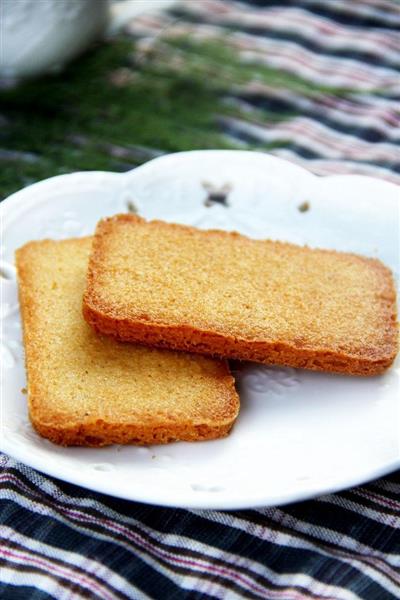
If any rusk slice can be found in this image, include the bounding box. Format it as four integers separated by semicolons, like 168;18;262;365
83;215;398;376
16;238;238;446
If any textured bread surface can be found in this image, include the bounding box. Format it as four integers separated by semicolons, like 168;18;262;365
16;238;239;447
83;215;398;376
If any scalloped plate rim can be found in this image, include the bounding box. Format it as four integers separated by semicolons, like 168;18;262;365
1;150;399;509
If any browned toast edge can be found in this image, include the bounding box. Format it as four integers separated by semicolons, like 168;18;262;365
83;215;399;377
16;238;239;447
31;419;236;447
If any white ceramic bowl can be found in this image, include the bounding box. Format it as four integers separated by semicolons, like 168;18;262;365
1;0;108;81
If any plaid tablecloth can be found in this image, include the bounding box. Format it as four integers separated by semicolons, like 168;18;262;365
1;1;399;598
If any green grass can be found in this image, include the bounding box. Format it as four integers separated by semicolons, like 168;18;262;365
0;33;355;199
0;38;236;198
165;36;358;96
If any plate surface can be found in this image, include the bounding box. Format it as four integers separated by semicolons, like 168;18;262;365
1;150;399;509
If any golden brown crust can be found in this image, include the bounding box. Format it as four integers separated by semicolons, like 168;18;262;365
83;215;398;376
31;419;234;447
83;303;395;376
16;238;239;447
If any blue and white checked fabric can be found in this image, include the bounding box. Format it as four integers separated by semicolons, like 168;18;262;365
1;1;399;598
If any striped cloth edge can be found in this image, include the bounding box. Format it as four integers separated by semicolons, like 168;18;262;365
127;0;400;184
1;454;399;599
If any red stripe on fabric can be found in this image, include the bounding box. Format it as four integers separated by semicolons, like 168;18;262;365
0;473;343;600
1;469;398;594
61;509;277;598
0;545;115;600
353;489;400;512
0;473;329;600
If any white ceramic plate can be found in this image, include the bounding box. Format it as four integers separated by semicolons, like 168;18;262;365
1;151;399;509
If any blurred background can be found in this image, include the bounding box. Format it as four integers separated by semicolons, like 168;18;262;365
1;0;399;200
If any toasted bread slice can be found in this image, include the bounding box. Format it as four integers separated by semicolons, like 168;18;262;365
83;215;398;376
16;238;239;447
